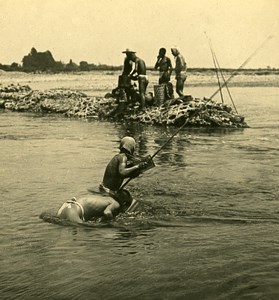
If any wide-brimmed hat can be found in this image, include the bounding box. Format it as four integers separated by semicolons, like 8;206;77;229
122;48;136;53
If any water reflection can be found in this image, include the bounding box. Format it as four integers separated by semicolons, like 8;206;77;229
113;122;246;167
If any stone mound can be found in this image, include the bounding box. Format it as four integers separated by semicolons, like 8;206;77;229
0;84;248;128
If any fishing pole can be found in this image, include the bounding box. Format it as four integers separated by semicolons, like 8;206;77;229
204;32;224;103
120;116;192;190
204;32;238;113
213;51;238;113
212;53;224;103
210;35;273;99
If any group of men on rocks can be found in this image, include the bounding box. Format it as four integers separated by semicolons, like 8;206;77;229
120;47;187;110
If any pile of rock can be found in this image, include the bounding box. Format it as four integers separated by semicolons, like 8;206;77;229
130;97;247;127
0;84;248;128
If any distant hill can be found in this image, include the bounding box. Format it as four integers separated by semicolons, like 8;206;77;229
0;47;122;73
0;48;278;74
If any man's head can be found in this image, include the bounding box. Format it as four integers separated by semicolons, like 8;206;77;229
171;47;180;57
120;136;136;155
129;52;137;62
158;48;166;57
122;49;136;60
117;189;133;208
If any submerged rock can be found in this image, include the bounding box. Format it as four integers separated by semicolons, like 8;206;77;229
0;84;249;128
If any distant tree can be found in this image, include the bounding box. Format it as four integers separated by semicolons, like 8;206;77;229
0;47;126;73
0;64;9;71
79;61;89;71
31;47;37;56
53;61;65;72
88;63;97;71
64;59;78;72
22;47;56;72
22;47;39;71
37;50;56;71
10;62;21;71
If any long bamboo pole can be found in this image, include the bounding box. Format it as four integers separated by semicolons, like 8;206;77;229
210;35;273;99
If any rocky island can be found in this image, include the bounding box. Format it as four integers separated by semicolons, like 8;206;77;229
0;83;248;128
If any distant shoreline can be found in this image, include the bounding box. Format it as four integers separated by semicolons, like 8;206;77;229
1;67;279;75
1;69;279;91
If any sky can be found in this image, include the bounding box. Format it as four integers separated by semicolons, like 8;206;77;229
1;0;279;68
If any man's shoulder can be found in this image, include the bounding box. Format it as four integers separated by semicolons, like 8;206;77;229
178;54;185;60
166;56;172;63
137;57;146;63
107;153;126;167
116;152;127;160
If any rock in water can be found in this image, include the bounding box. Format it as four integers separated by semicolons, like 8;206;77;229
0;84;249;128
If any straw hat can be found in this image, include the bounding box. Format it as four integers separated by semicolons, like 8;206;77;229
122;48;136;53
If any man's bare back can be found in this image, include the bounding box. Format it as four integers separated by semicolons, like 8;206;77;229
57;195;120;223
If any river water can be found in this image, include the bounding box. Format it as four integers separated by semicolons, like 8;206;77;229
0;72;279;299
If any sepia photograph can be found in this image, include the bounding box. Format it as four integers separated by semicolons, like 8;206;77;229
1;0;278;299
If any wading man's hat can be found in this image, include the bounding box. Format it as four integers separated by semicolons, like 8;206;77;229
122;48;136;53
120;136;136;154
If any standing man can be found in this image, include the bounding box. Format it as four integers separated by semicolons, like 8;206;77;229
171;47;187;97
128;52;149;110
154;48;173;84
122;48;135;76
119;49;136;103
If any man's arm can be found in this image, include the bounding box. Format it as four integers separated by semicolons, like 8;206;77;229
118;155;141;177
118;155;150;179
103;199;120;219
176;55;187;73
168;57;173;76
136;59;146;75
155;57;161;69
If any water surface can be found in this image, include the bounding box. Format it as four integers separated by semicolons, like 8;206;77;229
0;75;279;299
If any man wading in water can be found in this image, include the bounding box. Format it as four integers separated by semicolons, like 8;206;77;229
99;136;147;211
57;137;149;223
